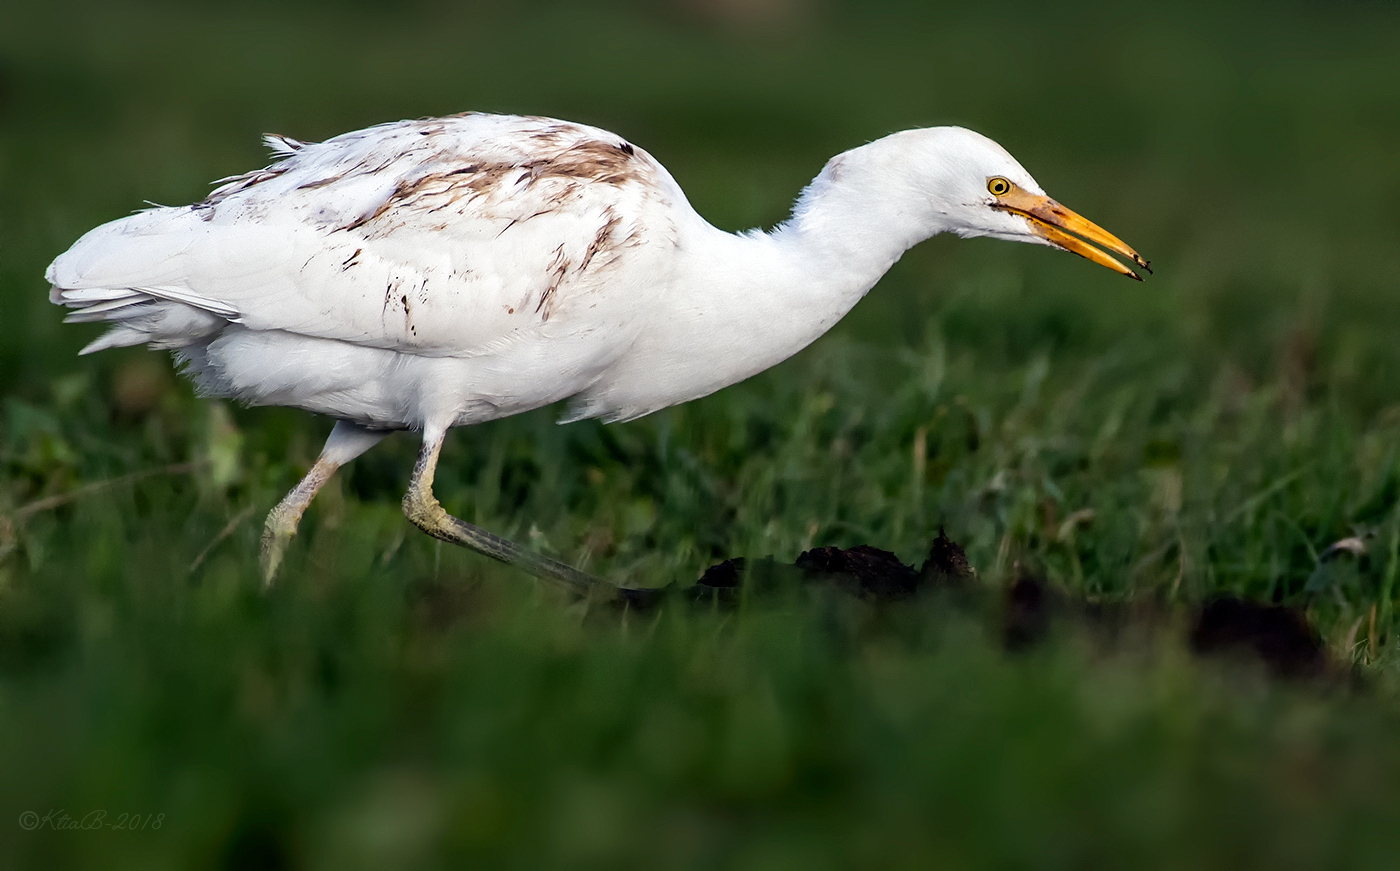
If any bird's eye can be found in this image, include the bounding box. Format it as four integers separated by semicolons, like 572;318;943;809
987;177;1012;197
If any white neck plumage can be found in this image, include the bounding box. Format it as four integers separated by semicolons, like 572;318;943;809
608;156;941;419
690;153;940;349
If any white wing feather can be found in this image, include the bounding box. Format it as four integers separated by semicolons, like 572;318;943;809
50;114;684;363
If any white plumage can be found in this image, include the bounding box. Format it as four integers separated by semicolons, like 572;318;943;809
48;112;1147;589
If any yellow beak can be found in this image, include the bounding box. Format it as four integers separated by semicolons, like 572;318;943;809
991;182;1150;281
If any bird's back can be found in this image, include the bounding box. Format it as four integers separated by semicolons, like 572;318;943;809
48;113;691;425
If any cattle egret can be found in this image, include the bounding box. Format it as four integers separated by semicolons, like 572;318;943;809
47;112;1149;591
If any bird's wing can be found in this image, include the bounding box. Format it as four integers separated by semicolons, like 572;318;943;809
48;114;687;360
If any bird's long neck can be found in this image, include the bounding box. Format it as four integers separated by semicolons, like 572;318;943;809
581;159;943;421
773;165;934;290
646;170;935;392
688;167;934;360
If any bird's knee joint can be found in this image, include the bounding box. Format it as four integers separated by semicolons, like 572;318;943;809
402;490;445;528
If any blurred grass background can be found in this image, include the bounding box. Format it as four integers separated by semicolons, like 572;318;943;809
5;0;1400;867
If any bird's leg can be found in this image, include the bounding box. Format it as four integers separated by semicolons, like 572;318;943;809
261;458;339;585
261;420;386;585
402;428;601;596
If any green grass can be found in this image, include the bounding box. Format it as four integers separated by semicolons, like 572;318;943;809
5;0;1400;867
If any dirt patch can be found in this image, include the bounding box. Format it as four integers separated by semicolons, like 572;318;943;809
656;529;1345;686
1001;571;1058;653
1190;596;1329;680
997;569;1339;683
688;528;974;606
795;544;921;599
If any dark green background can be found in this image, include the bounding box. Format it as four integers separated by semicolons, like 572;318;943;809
4;1;1400;867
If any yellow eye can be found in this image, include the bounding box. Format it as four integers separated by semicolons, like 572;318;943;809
987;177;1012;197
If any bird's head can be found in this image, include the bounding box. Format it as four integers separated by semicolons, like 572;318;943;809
824;126;1150;279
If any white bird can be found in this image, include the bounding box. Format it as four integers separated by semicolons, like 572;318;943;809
47;112;1148;591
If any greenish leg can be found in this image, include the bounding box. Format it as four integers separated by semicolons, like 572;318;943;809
402;429;601;596
261;420;387;586
260;455;340;586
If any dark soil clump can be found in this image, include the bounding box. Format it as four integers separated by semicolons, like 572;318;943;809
1002;572;1058;652
690;556;757;606
652;529;1343;688
1190;596;1329;680
919;528;974;590
795;544;920;600
691;528;975;606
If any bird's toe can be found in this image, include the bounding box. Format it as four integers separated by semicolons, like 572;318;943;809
259;510;300;587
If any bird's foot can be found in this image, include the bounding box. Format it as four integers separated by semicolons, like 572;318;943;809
259;506;300;587
258;454;344;588
401;489;602;595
